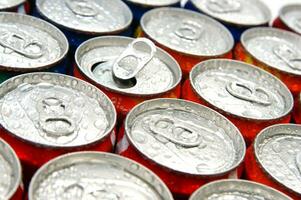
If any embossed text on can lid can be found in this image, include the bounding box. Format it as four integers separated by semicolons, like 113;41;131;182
189;180;292;200
28;152;173;200
0;73;116;148
280;4;301;35
190;59;293;121
36;0;133;35
125;98;246;176
0;0;25;10
141;7;234;57
190;0;271;26
241;27;301;76
126;0;180;7
75;36;182;97
254;124;301;196
0;12;69;72
0;138;22;200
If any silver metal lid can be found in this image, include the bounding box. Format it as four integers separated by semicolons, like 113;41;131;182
0;0;25;10
36;0;133;35
0;12;69;72
0;73;116;148
280;4;301;35
189;180;292;200
29;152;173;200
141;7;234;57
126;0;180;7
75;36;182;97
125;98;246;176
190;59;293;121
254;124;301;196
0;138;22;200
242;27;301;76
190;0;271;26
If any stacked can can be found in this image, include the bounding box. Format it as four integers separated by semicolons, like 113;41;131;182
182;59;293;145
245;124;301;199
0;73;117;183
273;4;301;35
74;36;182;120
0;138;23;200
0;0;30;14
0;12;69;82
139;7;234;77
28;152;173;200
184;0;271;42
116;98;246;198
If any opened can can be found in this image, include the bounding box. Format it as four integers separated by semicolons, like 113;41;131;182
140;7;234;77
116;98;246;198
182;59;293;145
0;0;30;14
245;124;301;199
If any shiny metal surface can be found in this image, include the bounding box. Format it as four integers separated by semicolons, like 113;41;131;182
280;4;301;34
0;0;25;10
126;0;180;6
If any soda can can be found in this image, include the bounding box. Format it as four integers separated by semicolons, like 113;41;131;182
273;4;301;35
189;180;291;200
0;73;117;183
28;152;173;200
0;0;30;14
235;27;301;96
245;124;301;199
182;59;293;145
0;138;23;200
293;93;301;124
116;98;246;198
74;36;182;120
35;0;133;54
140;7;234;77
184;0;271;42
0;12;69;80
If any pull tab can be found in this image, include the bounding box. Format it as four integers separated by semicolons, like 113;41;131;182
226;81;272;106
112;38;156;82
273;44;301;71
65;0;98;17
174;21;203;41
207;0;241;13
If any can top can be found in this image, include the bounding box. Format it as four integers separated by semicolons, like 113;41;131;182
125;98;246;176
0;138;22;200
0;73;116;148
190;0;271;26
29;152;173;200
0;0;25;10
75;36;182;97
254;124;301;196
141;7;234;57
190;59;293;121
36;0;133;35
0;12;69;72
280;4;301;35
126;0;180;7
189;180;291;200
241;27;301;76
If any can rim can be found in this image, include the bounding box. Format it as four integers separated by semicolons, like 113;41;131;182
0;0;25;11
0;72;117;149
189;59;294;122
125;0;180;7
279;4;301;35
28;151;174;200
125;98;246;177
140;7;234;58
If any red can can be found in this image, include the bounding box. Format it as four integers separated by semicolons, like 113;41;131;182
0;138;23;200
74;36;182;120
245;124;301;200
0;73;117;184
116;98;246;199
182;59;293;145
139;7;234;77
294;93;301;124
234;27;301;97
0;0;30;14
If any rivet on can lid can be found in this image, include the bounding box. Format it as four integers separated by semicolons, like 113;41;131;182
280;4;301;35
0;0;25;10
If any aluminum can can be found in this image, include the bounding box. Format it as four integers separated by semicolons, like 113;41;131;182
293;93;301;124
116;98;246;198
28;152;174;200
182;59;293;145
0;0;30;14
184;0;271;42
140;7;234;77
235;27;301;97
74;36;182;120
189;179;292;200
245;124;301;199
0;138;23;200
0;12;69;80
0;73;117;184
